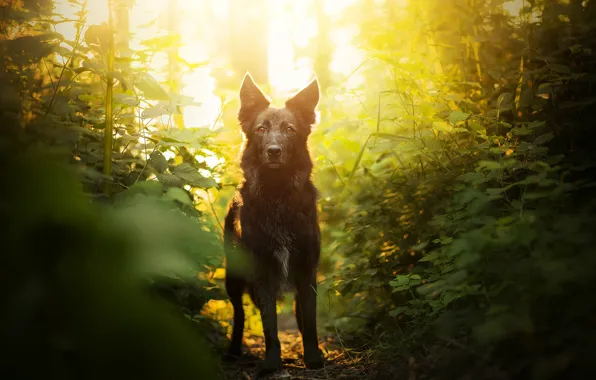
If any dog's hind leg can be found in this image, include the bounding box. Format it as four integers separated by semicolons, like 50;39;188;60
225;275;245;359
294;293;304;335
296;269;324;369
253;279;282;376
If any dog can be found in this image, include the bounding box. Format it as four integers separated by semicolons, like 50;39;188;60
224;73;324;376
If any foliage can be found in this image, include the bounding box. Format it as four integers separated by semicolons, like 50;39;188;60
313;0;596;378
0;128;222;378
1;0;229;294
1;0;228;377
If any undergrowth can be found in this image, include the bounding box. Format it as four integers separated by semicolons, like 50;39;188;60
320;1;596;379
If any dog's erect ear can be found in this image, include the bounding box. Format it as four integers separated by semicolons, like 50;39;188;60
239;73;270;126
285;79;319;126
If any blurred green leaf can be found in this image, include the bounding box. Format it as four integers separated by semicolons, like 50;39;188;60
172;163;217;189
165;187;192;206
533;132;554;146
448;110;471;125
148;151;168;173
134;72;170;101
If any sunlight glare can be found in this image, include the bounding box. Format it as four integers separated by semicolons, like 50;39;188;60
503;0;523;16
268;0;314;98
52;0;369;128
323;0;357;15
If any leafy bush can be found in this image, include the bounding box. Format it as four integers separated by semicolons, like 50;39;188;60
0;133;220;378
1;1;227;377
318;1;596;378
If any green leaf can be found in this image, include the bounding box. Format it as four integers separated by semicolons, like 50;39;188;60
374;133;411;141
533;132;554;146
165;187;192;206
122;180;163;198
340;281;354;296
477;160;502;171
439;236;453;245
171;94;202;107
84;24;111;49
497;93;514;109
536;83;552;99
389;275;409;287
5;34;61;62
107;71;128;91
92;121;106;130
140;34;181;49
55;45;73;57
527;120;546;129
142;105;169;119
157;173;185;187
389;306;409;317
74;66;92;74
442;291;460;306
82;59;103;70
518;142;536;152
419;251;442;262
447;110;470;125
511;126;532;136
550;64;570;74
347;134;372;180
486;187;507;196
149;151;168;173
412;241;429;251
458;172;488;184
52;96;72;117
134;72;170;100
172;163;217;189
114;94;139;107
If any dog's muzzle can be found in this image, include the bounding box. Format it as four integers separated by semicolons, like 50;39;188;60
267;145;281;158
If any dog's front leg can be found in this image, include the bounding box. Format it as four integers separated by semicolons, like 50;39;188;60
224;275;246;359
296;268;324;369
253;279;282;376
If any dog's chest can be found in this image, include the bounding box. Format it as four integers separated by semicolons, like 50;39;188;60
240;197;302;280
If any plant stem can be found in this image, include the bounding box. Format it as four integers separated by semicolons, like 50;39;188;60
103;0;115;194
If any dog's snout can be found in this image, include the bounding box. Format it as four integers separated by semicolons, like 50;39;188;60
267;145;282;157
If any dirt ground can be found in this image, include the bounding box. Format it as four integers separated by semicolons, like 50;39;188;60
217;310;408;380
221;329;373;380
199;296;407;380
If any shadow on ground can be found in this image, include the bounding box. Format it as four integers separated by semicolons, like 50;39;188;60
214;310;374;380
221;329;370;380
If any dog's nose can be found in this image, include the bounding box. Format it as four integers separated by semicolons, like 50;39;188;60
267;145;282;157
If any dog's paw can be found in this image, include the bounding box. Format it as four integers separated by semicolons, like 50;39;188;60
223;347;242;362
255;357;283;378
304;350;324;370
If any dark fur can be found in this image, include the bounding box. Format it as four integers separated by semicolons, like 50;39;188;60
224;73;323;375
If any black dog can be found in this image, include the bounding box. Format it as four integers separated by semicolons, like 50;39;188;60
224;73;324;375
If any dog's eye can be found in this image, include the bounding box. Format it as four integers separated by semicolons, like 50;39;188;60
286;126;296;134
256;126;266;135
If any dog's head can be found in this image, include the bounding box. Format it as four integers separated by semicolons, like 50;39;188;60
238;73;319;169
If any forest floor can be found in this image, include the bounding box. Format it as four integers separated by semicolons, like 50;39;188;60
221;330;368;380
217;312;407;380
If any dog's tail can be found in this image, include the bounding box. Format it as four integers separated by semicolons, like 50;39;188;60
224;195;251;277
224;196;240;245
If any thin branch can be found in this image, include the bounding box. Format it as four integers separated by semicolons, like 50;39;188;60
207;189;225;235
